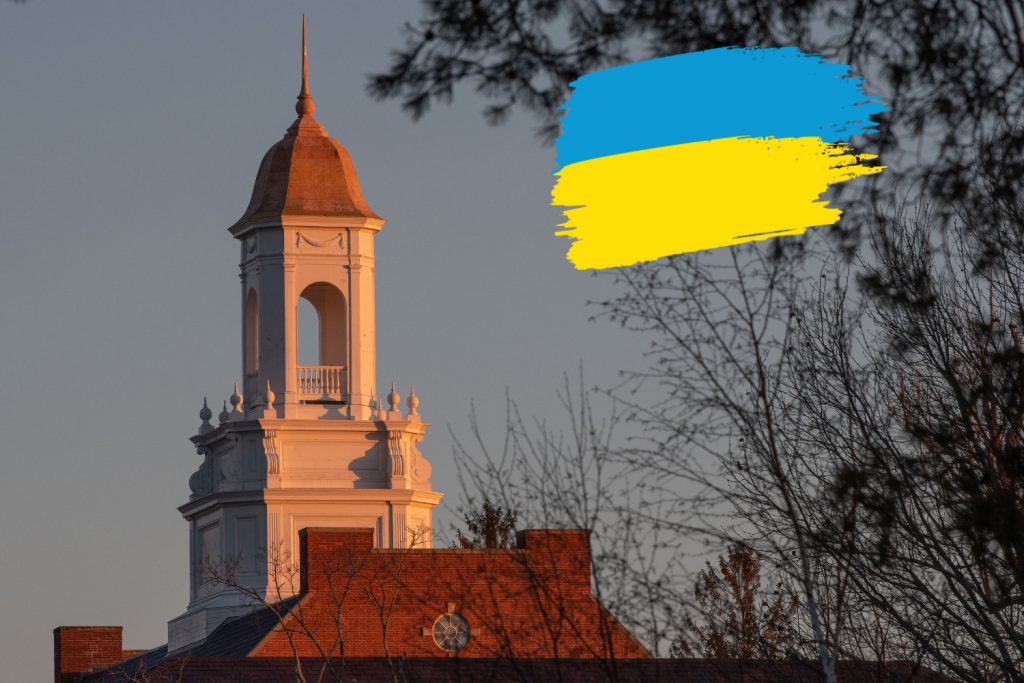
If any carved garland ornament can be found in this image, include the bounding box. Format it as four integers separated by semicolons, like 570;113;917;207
296;232;344;249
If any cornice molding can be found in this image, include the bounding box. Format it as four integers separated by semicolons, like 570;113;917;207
179;487;444;518
229;215;385;239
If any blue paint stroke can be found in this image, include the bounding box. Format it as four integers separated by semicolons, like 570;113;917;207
555;47;888;171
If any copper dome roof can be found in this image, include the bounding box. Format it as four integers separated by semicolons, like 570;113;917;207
233;19;381;226
236;118;381;223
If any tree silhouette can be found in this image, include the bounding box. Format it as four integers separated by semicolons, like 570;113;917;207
454;497;518;549
371;0;1024;242
672;543;798;659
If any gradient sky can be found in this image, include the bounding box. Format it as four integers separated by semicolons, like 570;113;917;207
0;2;641;678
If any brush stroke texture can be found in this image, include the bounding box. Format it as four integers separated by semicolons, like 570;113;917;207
555;136;882;269
555;47;886;170
552;47;888;269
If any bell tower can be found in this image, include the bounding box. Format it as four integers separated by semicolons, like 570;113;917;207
167;18;443;653
233;18;380;422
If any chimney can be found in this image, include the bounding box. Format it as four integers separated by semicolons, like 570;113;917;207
53;626;123;683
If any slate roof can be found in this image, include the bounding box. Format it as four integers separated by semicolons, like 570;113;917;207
79;597;300;683
187;597;301;658
81;656;956;683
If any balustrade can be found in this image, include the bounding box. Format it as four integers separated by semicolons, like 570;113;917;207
297;365;346;399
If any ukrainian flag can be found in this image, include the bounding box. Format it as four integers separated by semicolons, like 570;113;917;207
552;47;888;270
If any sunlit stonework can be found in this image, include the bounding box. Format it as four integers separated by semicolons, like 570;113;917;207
167;18;442;653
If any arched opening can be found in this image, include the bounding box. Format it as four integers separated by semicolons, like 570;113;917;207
297;282;347;399
244;288;259;399
297;298;320;367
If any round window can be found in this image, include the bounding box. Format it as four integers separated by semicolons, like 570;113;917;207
432;613;471;652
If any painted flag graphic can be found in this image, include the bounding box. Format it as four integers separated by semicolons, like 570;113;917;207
552;47;888;270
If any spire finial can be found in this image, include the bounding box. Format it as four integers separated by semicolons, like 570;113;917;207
387;382;401;413
296;15;315;117
199;397;214;434
230;382;244;416
406;384;420;420
301;14;308;94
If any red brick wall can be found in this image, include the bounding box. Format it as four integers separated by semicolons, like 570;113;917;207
53;626;123;683
254;527;649;660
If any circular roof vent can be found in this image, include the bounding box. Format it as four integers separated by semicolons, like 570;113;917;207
432;613;471;653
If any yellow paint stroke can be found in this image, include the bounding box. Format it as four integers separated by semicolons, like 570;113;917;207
553;136;882;269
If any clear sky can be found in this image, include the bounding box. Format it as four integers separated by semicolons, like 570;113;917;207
0;1;642;679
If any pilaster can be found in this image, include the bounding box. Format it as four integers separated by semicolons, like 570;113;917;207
282;260;298;418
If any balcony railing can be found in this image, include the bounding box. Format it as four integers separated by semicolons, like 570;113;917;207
297;365;346;401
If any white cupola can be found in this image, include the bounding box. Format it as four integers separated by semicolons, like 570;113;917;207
167;18;442;654
229;18;382;422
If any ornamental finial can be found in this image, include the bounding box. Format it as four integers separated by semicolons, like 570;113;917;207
406;384;420;418
199;398;214;434
387;382;401;412
295;14;315;117
371;389;385;420
230;382;244;417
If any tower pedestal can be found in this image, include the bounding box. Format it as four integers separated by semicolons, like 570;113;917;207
169;417;441;652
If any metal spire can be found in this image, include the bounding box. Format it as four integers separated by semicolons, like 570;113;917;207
296;14;315;117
